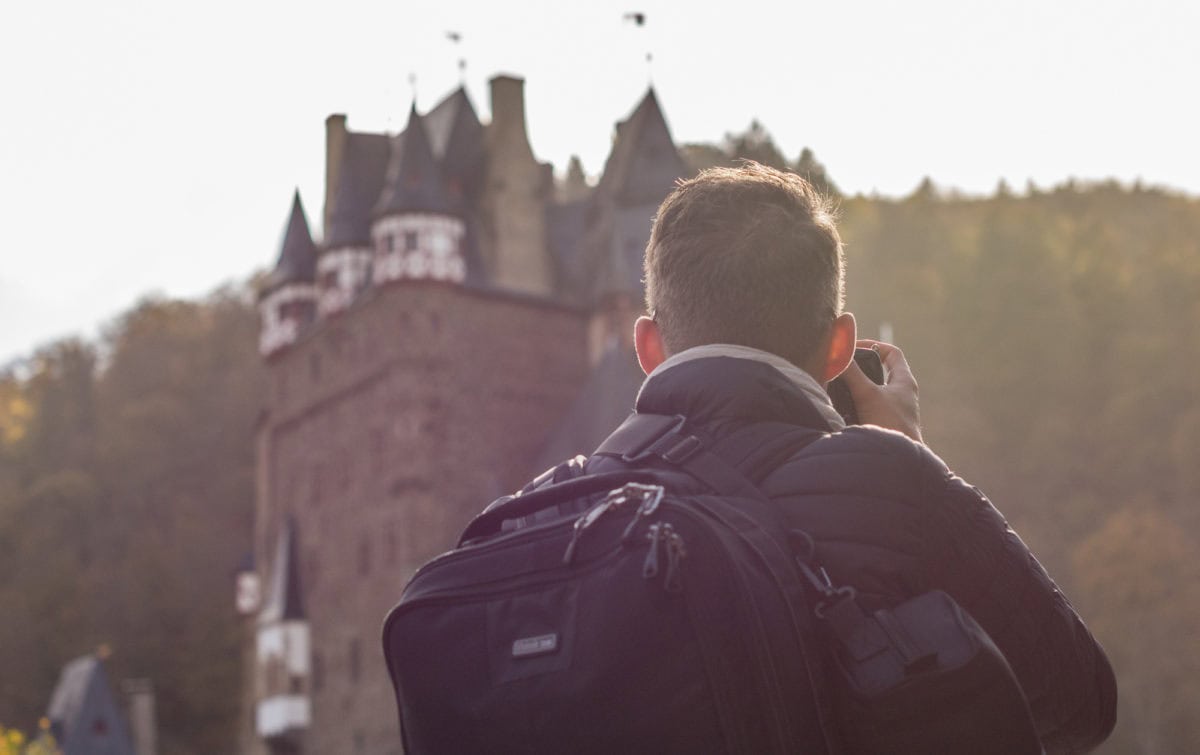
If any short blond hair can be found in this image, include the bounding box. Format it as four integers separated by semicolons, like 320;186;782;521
644;162;844;366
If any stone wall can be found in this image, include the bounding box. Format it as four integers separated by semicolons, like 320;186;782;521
256;281;588;754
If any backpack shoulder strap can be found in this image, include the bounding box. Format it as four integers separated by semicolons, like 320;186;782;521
594;412;825;499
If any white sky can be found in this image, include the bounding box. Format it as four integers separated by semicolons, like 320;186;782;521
2;0;1198;365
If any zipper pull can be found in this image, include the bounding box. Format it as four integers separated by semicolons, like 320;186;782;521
663;526;687;593
563;490;628;566
642;523;663;578
621;485;665;545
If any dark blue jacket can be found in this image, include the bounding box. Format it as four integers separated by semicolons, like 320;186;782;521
553;355;1117;753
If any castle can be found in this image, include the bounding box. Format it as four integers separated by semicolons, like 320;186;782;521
244;74;687;754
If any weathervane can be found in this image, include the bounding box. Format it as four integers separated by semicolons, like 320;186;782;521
446;31;467;84
622;12;653;85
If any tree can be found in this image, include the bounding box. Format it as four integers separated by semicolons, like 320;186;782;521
723;120;790;170
678;142;730;176
1072;506;1200;753
0;285;263;753
794;147;839;197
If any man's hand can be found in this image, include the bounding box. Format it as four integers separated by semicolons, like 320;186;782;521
840;339;923;443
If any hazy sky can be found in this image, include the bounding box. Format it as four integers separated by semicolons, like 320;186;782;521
2;0;1197;364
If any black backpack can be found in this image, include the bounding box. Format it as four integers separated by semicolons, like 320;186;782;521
382;413;1040;754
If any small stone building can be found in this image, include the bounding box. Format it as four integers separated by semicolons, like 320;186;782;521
245;74;686;754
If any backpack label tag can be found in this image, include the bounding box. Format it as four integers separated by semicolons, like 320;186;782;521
512;633;558;659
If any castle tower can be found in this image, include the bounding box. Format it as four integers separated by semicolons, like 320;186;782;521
260;192;319;357
423;87;485;212
246;76;696;754
580;88;687;363
478;75;554;295
372;105;466;285
255;516;310;753
317;118;390;317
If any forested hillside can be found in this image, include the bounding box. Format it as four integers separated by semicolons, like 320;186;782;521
2;151;1199;752
839;182;1200;753
0;288;264;754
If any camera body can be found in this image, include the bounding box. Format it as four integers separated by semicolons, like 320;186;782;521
828;347;885;425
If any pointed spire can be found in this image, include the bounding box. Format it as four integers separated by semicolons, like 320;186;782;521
617;88;685;203
581;87;687;303
260;516;304;624
593;87;685;207
375;103;452;217
262;191;318;296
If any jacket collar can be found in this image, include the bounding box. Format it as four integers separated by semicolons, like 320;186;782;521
635;345;842;432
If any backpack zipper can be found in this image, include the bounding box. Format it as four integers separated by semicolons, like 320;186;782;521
663;527;687;593
642;523;664;579
564;483;665;565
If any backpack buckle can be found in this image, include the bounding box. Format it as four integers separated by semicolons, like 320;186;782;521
605;414;689;462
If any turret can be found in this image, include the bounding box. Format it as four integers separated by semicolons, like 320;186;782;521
580;88;686;363
259;192;319;357
371;104;467;285
423;87;485;212
255;516;310;750
318;124;390;316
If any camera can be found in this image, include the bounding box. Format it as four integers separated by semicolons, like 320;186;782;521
828;347;885;425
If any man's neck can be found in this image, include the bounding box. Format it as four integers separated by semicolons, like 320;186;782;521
647;344;846;430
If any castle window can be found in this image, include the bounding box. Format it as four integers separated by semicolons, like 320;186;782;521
404;230;419;251
385;235;395;253
312;651;324;692
429;233;451;257
321;270;338;290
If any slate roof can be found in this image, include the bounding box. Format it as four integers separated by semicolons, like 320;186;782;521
592;89;685;207
262;191;317;296
325;131;391;249
375;104;454;217
433;90;486;213
424;88;483;166
260;515;304;624
578;89;687;303
531;345;645;475
46;655;135;755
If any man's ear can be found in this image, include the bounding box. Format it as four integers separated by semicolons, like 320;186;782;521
820;312;857;384
634;316;667;375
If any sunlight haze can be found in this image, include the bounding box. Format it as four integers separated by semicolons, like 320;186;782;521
1;0;1197;363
